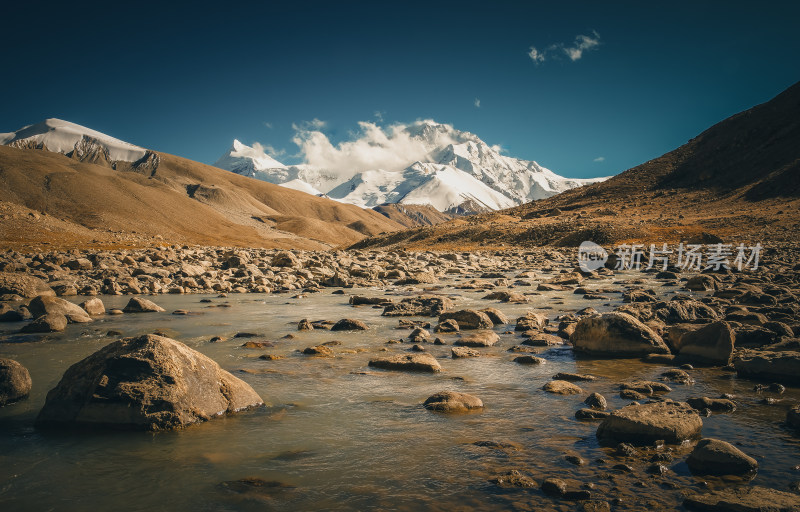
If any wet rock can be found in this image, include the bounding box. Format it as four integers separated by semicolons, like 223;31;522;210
349;295;393;306
733;350;800;383
434;319;459;333
454;330;499;347
439;309;493;330
596;401;703;445
521;332;564;346
423;391;483;413
0;358;32;406
36;334;264;430
686;275;717;291
515;312;548;331
21;313;68;333
407;327;430;343
686;438;758;476
0;304;24;322
571;312;669;356
330;318;368;331
686;397;736;413
585;392;607;410
297;319;314;331
543;380;583;395
514;355;545;364
218;477;295;496
787;405;800;430
451;347;481;358
683;486;800;511
480;307;509;325
575;408;610;420
368;353;442;373
382;296;452;317
123;297;165;313
482;291;528;303
620;380;672;396
580;501;611;512
661;368;694;384
79;298;105;316
0;272;55;298
28;295;91;323
541;477;567;497
553;372;596;382
490;470;536;488
241;341;274;349
678;321;736;365
303;342;332;356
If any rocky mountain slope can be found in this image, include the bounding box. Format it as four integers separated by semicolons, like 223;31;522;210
215;120;607;214
351;81;800;250
0;121;405;251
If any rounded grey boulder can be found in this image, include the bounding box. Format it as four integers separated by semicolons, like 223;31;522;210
0;358;32;406
597;401;702;445
423;391;483;413
571;312;669;356
36;334;264;430
686;438;758;476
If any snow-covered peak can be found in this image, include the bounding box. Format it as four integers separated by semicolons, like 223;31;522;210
1;118;147;162
213;139;285;179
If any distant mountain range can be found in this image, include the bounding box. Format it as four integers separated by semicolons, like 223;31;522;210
214;121;608;214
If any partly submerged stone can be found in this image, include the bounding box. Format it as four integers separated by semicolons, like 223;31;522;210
20;312;67;333
123;297;165;313
0;358;32;406
28;295;91;323
423;391;483;413
596;401;702;445
543;380;583;395
733;350;800;383
330;318;369;331
686;438;758;476
368;353;442;373
36;334;264;430
683;486;800;512
454;330;499;347
678;321;736;365
439;309;493;330
571;312;669;356
382;296;453;317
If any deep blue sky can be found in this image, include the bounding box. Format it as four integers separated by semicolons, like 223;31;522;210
2;1;799;178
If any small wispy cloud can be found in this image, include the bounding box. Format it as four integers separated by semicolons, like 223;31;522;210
474;98;481;108
528;31;601;65
252;141;285;157
292;118;327;131
374;110;385;122
593;156;605;162
263;122;273;129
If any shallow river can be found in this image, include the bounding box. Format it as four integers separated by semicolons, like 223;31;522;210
1;271;798;511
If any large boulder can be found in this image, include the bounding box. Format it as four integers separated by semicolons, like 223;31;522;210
733;350;800;383
36;334;264;430
439;309;493;330
683;486;800;512
0;358;32;406
20;313;68;333
0;272;55;298
596;401;702;445
80;298;106;316
423;391;483;413
330;318;369;331
677;321;736;365
28;295;91;323
382;296;453;317
271;251;300;268
571;312;669;356
123;297;165;313
368;353;442;373
686;438;758;476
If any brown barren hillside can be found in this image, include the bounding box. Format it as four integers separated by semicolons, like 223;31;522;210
0;146;404;251
352;81;800;251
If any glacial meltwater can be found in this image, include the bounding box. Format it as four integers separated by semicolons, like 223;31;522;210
1;271;799;511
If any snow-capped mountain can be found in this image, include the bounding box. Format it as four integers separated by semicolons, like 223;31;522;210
0;118;147;163
215;120;608;213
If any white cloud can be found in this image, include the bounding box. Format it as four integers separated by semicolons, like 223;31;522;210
528;31;600;64
374;110;385;122
474;98;481;108
528;46;545;64
292;118;327;131
252;141;285;158
564;32;601;61
290;120;462;176
491;144;504;154
263;122;273;129
593;156;605;162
